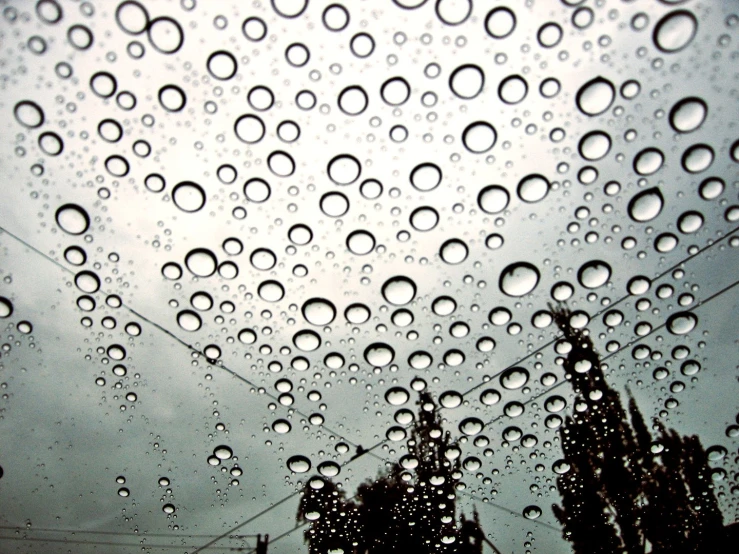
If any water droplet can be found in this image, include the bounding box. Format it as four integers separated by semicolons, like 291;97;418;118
185;249;217;277
346;230;376;255
462;121;497;153
207;50;237;80
172;182;206;212
498;75;528;104
633;147;664;176
14;100;45;128
517;174;549;203
677;210;704;234
382;276;417;305
319;192;350;217
667;312;697;335
327;154;361;185
364;343;395;367
75;270;100;293
499;262;540;297
380;77;411;105
258;280;285;302
478;185;509;214
439;239;468;264
302;298;336;325
409;206;439;231
214;445;233;460
485;7;516;39
576;76;615;117
118;487;130;497
243;178;271;203
234;114;266;143
500;367;529;390
681;144;714;174
577;260;612;289
317;461;340;477
344;303;371;324
272;419;292;433
385;387;409;406
578;130;611;161
162;503;176;514
0;297;14;318
177;310;202;332
669;97;707;133
410;163;442;191
408;351;432;369
439;390;462;409
653;10;698;53
55;204;90;235
628;187;664;222
449;64;484;100
459;417;484;436
293;330;321;352
286;454;312;473
523;505;542;520
338;85;368;115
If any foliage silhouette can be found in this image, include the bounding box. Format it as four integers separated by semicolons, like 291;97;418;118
297;392;484;554
550;306;728;554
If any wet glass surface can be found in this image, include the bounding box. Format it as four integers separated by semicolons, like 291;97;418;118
0;1;737;552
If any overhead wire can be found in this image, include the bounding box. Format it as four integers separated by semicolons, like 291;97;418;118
1;224;735;552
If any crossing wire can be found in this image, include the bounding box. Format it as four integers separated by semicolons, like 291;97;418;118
0;224;735;552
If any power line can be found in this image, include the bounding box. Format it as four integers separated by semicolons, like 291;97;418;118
0;534;252;550
479;276;739;429
0;525;258;538
186;228;739;551
2;224;734;553
0;224;364;453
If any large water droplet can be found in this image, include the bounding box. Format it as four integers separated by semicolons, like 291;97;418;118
653;10;698;53
576;76;615;116
577;260;612;289
287;455;311;473
499;262;540;297
410;163;442;191
439;239;468;264
500;367;529;389
459;417;484;436
669;97;707;133
55;204;90;235
364;343;395;367
172;182;206;212
409;206;439;231
517;174;549;203
214;445;233;460
666;312;697;335
302;298;336;325
346;230;376;255
385;386;409;406
382;276;417;305
628;187;664;222
439;390;462;409
327;154;361;185
478;185;509;214
633;148;664;176
185;249;217;277
462;121;496;153
449;64;484;100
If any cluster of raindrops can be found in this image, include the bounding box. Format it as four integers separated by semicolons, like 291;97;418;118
3;0;739;536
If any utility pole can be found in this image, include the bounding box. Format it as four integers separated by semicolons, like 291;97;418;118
256;533;269;554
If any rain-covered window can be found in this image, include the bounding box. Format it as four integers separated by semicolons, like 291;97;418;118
0;1;737;553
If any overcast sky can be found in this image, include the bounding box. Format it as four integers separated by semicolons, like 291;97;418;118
1;1;738;553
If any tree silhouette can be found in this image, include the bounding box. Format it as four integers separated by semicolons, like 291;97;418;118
550;306;727;554
297;392;484;554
